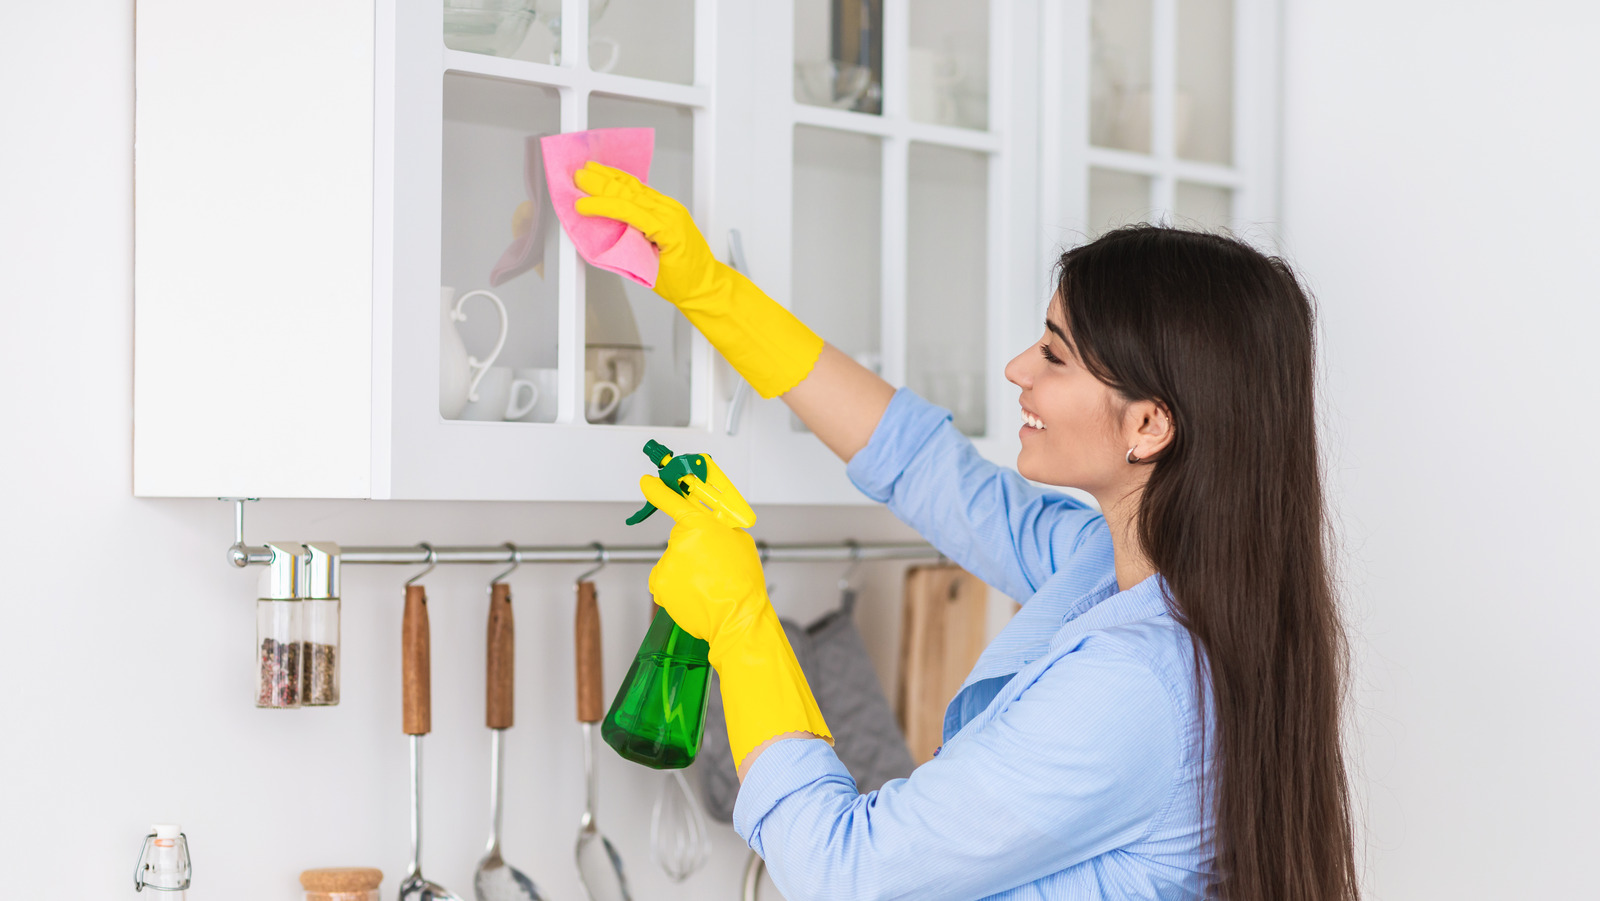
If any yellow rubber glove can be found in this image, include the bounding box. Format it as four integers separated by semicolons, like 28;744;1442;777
574;162;824;398
638;474;832;770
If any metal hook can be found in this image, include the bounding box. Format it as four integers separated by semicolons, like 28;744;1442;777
574;542;608;584
405;542;437;586
838;539;862;590
489;541;521;586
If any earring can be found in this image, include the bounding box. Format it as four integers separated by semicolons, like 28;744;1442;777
1126;448;1141;465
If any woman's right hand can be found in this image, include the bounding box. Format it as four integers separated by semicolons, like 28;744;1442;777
573;161;724;309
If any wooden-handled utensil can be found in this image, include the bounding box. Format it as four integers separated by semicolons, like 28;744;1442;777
574;580;631;901
475;581;545;901
400;584;466;901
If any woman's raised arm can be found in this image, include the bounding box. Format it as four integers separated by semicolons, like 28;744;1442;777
778;343;896;463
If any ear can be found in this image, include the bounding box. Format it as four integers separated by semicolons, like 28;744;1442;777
1124;399;1175;460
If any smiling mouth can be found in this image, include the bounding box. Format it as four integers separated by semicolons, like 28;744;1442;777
1020;408;1046;430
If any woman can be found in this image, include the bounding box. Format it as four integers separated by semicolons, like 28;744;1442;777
576;163;1360;901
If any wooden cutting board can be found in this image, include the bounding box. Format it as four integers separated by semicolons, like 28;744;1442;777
896;563;990;764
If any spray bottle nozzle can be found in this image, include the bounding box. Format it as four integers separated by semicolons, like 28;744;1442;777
625;439;756;528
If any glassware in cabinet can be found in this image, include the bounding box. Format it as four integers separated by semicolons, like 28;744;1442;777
906;143;988;436
794;0;883;113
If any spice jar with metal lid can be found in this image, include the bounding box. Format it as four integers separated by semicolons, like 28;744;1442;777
302;541;342;706
257;542;306;708
300;867;382;901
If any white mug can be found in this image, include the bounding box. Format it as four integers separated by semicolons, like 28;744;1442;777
585;375;622;423
509;367;560;423
460;367;538;421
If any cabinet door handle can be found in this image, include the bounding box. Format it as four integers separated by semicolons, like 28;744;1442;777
724;229;752;436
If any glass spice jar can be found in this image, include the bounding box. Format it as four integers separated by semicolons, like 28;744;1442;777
300;867;381;901
257;542;306;708
302;542;342;706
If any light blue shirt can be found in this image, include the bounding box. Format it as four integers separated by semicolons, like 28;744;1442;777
733;388;1217;900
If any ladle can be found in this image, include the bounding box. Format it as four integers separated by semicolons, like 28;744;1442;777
399;562;467;901
474;547;547;901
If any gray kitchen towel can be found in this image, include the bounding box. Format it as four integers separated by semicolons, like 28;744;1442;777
695;590;915;822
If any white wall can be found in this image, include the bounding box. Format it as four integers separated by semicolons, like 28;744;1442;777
1280;2;1600;897
0;3;925;897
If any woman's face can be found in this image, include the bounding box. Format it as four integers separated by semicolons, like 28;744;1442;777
1005;294;1134;496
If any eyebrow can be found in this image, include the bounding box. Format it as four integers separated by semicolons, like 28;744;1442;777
1044;318;1082;362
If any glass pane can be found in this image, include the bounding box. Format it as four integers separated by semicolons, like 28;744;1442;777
791;126;881;430
794;0;883;114
1087;167;1153;237
907;144;988;436
1176;0;1234;164
589;0;694;84
586;95;696;426
443;1;542;58
441;75;562;423
1173;181;1232;230
1090;0;1153;153
908;0;989;130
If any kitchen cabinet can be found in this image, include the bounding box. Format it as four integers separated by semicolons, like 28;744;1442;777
133;0;1277;502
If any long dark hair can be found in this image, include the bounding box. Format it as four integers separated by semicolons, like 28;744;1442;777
1055;225;1358;901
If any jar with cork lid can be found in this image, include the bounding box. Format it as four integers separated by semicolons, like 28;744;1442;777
300;867;382;901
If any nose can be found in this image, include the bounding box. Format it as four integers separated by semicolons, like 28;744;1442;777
1005;343;1034;389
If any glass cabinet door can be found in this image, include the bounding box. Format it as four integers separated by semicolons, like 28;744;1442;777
1081;0;1250;240
907;143;987;435
440;75;562;423
586;94;696;427
589;0;696;84
1176;0;1233;165
1088;167;1153;236
794;0;883;114
908;0;989;130
790;125;883;389
1090;0;1153;153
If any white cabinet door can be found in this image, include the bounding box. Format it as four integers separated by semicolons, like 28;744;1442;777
380;0;742;501
133;0;377;499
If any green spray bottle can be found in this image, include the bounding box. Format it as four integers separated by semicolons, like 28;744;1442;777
602;439;757;768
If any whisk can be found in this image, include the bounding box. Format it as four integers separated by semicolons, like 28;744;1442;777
650;770;712;882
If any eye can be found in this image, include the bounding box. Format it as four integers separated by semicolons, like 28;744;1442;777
1039;343;1064;365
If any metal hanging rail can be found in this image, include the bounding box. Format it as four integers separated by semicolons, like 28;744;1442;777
223;499;939;569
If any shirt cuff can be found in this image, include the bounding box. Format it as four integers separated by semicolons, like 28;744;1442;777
732;738;850;845
846;387;954;503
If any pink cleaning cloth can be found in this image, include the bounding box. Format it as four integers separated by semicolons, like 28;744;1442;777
541;127;659;288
